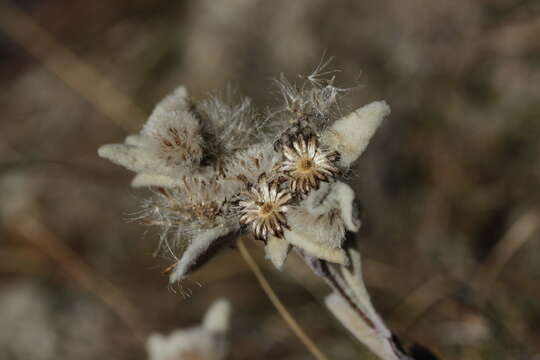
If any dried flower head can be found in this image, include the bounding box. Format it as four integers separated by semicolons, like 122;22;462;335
279;135;340;194
238;174;292;241
98;60;391;280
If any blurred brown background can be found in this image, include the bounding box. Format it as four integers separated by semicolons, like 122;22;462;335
1;0;540;359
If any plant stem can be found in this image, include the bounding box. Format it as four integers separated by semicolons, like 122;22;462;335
237;237;330;360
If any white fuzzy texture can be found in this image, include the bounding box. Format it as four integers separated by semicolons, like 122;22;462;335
303;182;361;232
141;87;203;177
286;230;348;264
325;293;399;360
279;181;365;265
322;101;390;167
284;205;348;265
333;182;361;232
325;248;405;359
124;134;143;146
131;173;180;188
342;248;391;338
146;298;231;360
264;236;290;270
98;87;205;179
98;143;158;174
169;227;232;283
287;207;345;248
220;143;279;185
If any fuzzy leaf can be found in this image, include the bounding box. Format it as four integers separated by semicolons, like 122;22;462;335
322;101;390;167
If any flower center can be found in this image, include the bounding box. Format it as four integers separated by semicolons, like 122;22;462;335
297;158;314;173
260;202;275;216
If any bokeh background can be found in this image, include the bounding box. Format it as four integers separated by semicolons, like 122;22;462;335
1;1;540;359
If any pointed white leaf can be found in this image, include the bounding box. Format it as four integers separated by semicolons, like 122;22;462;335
285;228;348;265
325;292;400;360
322;101;390;167
333;182;361;232
131;173;180;188
169;227;232;283
342;248;391;338
98;143;158;174
264;236;290;270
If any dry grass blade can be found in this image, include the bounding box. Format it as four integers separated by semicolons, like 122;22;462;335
0;1;145;133
12;215;146;341
472;209;540;304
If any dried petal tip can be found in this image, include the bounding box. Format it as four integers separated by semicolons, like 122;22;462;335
279;135;339;194
146;298;231;360
238;175;292;241
322;101;390;167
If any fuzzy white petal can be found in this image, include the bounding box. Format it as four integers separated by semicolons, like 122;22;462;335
169;227;232;283
325;293;400;360
333;182;361;232
264;236;290;270
322;101;390;167
285;228;348;265
98;143;157;173
124;134;143;146
145;86;189;122
342;248;390;337
131;173;179;188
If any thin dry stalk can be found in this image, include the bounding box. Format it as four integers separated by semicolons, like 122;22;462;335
472;209;539;304
12;215;146;341
0;1;145;132
237;237;330;360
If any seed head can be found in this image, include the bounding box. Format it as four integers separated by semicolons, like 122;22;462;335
279;135;340;194
238;174;292;241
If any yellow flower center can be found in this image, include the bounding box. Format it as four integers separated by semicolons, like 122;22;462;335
260;202;275;216
297;158;314;174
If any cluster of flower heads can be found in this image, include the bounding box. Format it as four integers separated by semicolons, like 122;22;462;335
99;62;391;283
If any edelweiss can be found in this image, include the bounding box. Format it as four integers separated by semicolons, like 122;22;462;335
98;67;390;282
238;174;292;241
280;134;339;194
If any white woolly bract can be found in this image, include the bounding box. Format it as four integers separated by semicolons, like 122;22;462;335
146;298;231;360
143;176;233;236
124;134;143;146
198;95;261;152
322;101;390;167
131;172;179;188
264;236;290;270
332;182;361;232
325;292;399;360
219;143;280;185
287;206;345;248
285;228;348;265
141;87;203;177
341;248;390;337
302;181;360;232
284;204;347;265
169;227;233;283
98;143;159;174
